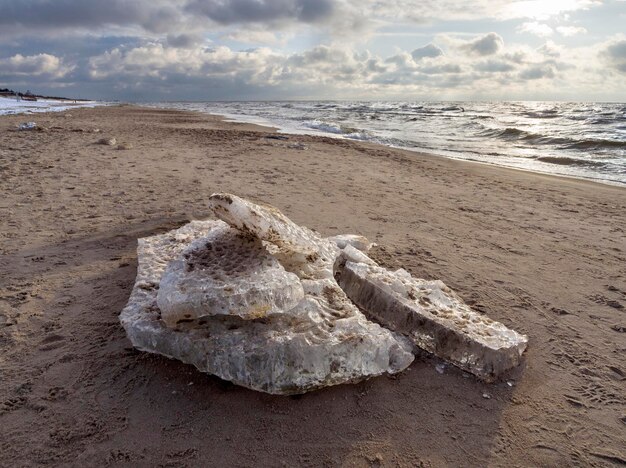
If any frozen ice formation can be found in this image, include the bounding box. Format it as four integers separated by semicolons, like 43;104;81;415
157;221;304;327
120;193;527;395
120;220;414;395
337;260;528;382
209;193;339;279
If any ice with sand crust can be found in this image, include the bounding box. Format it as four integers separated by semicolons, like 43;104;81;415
120;193;528;394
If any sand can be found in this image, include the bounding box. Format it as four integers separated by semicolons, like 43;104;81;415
1;106;624;467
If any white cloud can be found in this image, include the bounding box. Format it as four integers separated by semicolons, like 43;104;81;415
88;43;280;81
411;43;444;60
0;53;72;78
537;41;562;58
556;26;587;36
222;30;289;45
517;22;554;37
518;62;556;79
601;38;626;72
385;51;417;68
503;0;601;20
84;34;588;99
362;0;600;23
460;33;504;56
474;59;516;72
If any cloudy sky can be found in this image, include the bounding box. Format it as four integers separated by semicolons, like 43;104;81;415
1;0;625;101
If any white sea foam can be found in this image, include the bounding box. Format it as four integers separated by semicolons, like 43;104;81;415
0;96;105;116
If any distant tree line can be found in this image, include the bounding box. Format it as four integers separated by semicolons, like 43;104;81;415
1;87;35;96
0;86;86;101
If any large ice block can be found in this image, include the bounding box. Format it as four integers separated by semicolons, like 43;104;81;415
120;221;414;395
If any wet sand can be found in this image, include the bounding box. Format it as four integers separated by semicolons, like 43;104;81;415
1;106;625;466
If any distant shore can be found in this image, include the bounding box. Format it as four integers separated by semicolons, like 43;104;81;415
1;106;624;466
0;89;92;102
0;95;102;116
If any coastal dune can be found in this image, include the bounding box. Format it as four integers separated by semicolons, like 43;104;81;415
1;106;624;466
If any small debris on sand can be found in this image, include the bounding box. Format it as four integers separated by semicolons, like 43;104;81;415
97;137;116;146
17;122;37;131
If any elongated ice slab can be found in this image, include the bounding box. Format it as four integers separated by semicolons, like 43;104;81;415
209;193;339;279
157;222;304;326
337;261;528;381
120;221;414;395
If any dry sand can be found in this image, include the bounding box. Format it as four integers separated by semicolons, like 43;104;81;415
1;106;625;467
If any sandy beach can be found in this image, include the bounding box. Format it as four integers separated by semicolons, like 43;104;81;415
1;106;625;466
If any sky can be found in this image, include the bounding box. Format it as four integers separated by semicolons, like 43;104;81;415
0;0;625;101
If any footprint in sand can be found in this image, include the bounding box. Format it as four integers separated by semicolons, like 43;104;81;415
43;386;69;401
38;334;66;351
573;382;624;407
606;285;626;297
0;396;28;414
588;293;624;310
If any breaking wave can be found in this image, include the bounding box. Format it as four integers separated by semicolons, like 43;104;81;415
536;156;607;167
481;127;626;150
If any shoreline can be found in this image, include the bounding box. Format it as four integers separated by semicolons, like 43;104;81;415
140;102;626;188
210;109;626;191
1;105;625;466
5;100;625;188
0;96;104;117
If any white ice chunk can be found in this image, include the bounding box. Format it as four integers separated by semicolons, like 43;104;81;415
209;193;339;279
327;234;373;252
157;222;304;326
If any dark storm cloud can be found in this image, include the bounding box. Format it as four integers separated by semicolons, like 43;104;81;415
0;0;181;34
0;0;337;39
0;35;142;63
185;0;334;24
166;33;205;48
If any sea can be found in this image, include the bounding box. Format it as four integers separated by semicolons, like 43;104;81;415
146;101;626;186
3;97;625;186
